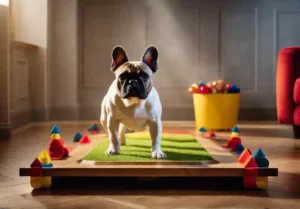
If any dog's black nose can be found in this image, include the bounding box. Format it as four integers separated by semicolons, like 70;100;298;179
129;79;138;87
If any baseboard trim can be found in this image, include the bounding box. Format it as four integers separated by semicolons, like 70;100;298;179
49;106;80;120
10;110;31;129
0;124;11;140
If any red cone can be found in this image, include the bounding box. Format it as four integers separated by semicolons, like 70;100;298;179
49;139;64;160
225;137;241;150
79;135;91;144
63;147;69;157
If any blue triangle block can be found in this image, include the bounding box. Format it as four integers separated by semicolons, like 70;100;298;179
74;132;82;142
88;124;99;131
50;124;60;134
42;163;53;168
235;150;244;155
236;143;244;151
253;148;266;158
198;81;206;86
199;127;207;133
231;126;240;133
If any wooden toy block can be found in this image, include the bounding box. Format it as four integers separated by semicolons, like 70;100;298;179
244;176;257;189
231;132;239;137
49;139;64;146
243;168;258;189
243;156;258;168
49;139;64;160
38;150;51;164
42;163;53;168
30;158;42;167
63;147;69;157
50;124;60;134
79;135;91;144
238;148;251;164
30;176;52;189
253;148;266;158
50;134;61;140
30;167;42;177
256;177;268;189
225;137;241;150
74;132;82;142
210;132;216;138
255;157;269;168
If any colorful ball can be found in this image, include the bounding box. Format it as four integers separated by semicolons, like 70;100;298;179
198;81;206;87
198;85;212;94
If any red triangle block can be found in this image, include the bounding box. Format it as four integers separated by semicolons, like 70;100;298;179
226;137;241;150
30;158;42;167
238;148;251;164
49;139;64;160
244;156;258;168
79;135;91;144
210;132;216;138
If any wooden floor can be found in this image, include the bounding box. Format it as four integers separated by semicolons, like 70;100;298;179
1;121;300;209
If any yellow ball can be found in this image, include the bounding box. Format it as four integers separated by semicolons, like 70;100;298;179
191;83;198;89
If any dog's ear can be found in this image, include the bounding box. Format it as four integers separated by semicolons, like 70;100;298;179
111;46;129;72
142;46;158;73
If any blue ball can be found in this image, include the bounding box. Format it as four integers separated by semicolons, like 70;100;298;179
228;84;240;93
198;81;206;86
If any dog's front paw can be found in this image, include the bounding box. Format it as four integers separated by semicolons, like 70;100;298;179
105;145;120;155
151;150;167;159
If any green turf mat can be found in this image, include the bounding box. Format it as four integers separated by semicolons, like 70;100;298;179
82;132;213;162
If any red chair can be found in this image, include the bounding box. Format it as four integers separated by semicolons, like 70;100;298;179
276;46;300;139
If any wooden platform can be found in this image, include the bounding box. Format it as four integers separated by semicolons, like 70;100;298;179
19;131;278;178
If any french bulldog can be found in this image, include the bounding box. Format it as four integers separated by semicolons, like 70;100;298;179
100;45;166;159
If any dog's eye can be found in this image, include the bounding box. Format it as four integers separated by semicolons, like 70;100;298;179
140;73;149;81
119;74;127;81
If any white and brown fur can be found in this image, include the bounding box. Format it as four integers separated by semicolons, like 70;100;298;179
100;46;166;159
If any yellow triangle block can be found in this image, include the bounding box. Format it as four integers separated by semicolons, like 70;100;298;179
231;132;239;137
38;149;51;164
50;134;60;140
257;177;268;189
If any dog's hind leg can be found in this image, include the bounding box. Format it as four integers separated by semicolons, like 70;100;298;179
118;123;126;145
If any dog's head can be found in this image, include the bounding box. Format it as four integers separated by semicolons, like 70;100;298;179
110;46;158;100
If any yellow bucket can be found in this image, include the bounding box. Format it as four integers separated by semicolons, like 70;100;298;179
193;93;240;131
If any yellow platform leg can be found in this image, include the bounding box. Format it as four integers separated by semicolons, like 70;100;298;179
193;93;240;131
30;177;52;189
256;177;268;189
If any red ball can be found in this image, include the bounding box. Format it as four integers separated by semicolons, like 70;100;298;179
199;85;212;94
226;83;232;90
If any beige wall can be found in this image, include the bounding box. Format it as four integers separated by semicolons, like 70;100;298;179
48;0;79;120
10;0;48;127
0;5;9;124
8;0;300;125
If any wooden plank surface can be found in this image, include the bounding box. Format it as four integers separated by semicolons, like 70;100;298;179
19;167;278;177
18;127;279;178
